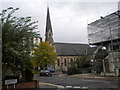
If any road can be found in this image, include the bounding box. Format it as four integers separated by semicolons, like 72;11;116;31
34;74;119;89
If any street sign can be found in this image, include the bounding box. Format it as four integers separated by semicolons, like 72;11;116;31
5;79;17;85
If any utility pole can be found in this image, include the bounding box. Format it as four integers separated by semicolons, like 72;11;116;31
118;1;120;10
0;17;2;90
113;9;120;77
100;17;106;76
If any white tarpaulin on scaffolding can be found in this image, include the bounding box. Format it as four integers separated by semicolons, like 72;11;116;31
88;10;120;44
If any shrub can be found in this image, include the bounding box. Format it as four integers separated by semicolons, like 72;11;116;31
67;66;81;75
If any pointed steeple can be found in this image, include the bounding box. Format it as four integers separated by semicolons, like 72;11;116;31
45;7;53;44
46;7;53;35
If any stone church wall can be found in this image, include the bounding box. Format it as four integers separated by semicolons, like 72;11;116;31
55;56;79;71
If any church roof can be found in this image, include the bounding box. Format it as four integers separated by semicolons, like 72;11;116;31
54;42;96;56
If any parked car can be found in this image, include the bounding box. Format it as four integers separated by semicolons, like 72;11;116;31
39;70;52;77
49;68;55;73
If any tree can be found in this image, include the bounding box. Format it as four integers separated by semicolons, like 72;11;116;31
67;56;91;75
1;7;39;83
32;41;57;69
75;56;89;68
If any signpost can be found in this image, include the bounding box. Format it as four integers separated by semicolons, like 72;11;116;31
5;79;17;89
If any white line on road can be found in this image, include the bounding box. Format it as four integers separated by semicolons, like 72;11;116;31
81;79;102;82
66;86;88;89
39;82;65;88
81;87;89;89
39;82;89;89
66;86;73;88
73;86;81;88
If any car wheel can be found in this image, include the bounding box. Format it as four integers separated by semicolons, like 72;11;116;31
48;74;52;77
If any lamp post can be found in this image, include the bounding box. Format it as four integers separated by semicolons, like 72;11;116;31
91;59;94;73
102;46;107;76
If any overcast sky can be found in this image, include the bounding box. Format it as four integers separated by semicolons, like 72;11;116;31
0;0;119;44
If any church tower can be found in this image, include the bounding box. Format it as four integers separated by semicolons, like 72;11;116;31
45;7;54;44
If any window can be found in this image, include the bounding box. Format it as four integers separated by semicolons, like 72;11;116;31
49;33;51;37
113;45;119;50
70;58;74;66
64;58;67;66
36;38;38;45
110;45;119;51
57;59;60;66
71;58;73;62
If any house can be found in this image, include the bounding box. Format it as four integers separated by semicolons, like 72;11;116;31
31;35;42;69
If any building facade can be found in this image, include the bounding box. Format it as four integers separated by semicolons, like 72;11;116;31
54;43;95;71
88;10;120;75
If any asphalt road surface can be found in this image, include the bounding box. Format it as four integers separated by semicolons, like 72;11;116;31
34;74;119;89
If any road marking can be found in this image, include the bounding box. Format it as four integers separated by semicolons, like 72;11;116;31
73;86;81;88
65;86;88;89
81;80;94;81
81;79;102;82
82;87;88;89
66;86;73;88
39;82;89;89
39;82;65;88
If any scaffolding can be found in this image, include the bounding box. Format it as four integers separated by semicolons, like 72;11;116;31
88;10;120;76
88;10;120;44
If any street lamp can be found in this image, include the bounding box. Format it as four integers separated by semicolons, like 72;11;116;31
91;59;94;73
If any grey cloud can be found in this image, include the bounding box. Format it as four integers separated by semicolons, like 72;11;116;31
0;2;118;44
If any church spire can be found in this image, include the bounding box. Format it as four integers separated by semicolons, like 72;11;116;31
45;6;53;44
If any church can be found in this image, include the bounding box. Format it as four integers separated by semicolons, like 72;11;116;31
45;7;95;71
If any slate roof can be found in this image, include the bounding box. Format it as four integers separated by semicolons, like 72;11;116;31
54;42;96;56
45;7;53;35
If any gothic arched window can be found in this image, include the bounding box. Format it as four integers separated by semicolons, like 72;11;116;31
70;58;73;65
71;58;73;62
57;59;60;66
64;58;67;66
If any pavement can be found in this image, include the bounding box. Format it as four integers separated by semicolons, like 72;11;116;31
53;72;120;80
71;73;120;80
52;71;63;75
